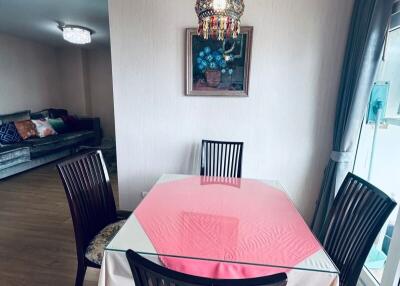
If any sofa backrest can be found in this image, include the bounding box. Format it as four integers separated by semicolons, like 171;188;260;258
31;109;68;120
0;110;31;125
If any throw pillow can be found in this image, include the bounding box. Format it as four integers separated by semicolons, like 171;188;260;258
15;120;38;140
47;118;68;134
32;119;57;138
0;122;22;144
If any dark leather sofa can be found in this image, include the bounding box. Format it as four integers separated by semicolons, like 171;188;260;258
0;109;101;179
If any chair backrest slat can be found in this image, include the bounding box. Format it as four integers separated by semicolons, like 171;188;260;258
320;173;396;286
126;250;287;286
200;140;243;178
57;151;118;261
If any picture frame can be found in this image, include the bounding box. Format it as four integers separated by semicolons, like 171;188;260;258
186;26;253;97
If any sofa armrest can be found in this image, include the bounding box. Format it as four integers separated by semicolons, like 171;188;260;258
77;117;100;130
77;117;102;145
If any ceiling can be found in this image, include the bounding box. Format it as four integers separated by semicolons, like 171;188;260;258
0;0;110;48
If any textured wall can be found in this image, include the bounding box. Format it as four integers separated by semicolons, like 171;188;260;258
56;47;89;116
87;48;115;138
109;0;354;222
0;33;115;138
57;47;115;137
0;33;61;114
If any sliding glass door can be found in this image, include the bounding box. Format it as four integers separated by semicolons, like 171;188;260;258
354;4;400;285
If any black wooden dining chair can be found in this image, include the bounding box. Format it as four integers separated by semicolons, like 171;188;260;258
200;175;242;188
320;173;396;286
201;140;244;178
57;151;130;286
126;250;288;286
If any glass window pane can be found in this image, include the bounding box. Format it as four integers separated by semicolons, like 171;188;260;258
354;27;400;284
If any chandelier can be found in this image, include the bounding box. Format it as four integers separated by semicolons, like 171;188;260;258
61;25;92;45
195;0;245;41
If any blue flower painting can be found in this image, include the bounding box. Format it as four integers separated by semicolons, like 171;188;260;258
195;48;227;74
187;27;253;97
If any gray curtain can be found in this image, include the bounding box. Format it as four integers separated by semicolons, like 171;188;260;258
311;0;394;238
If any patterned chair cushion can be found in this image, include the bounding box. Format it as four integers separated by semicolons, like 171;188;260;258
85;220;126;265
0;123;22;144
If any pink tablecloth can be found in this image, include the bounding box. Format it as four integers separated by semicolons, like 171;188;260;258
134;176;322;279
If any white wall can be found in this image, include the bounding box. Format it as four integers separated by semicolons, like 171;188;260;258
56;47;116;138
0;33;61;114
0;33;116;138
56;47;89;116
87;48;115;138
109;0;354;222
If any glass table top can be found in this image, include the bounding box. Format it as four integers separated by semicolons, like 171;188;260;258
107;174;339;278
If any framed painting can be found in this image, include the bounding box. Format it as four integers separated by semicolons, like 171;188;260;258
186;26;253;97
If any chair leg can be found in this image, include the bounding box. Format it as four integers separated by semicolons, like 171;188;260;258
75;263;87;286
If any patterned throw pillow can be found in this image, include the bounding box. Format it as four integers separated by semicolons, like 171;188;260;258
0;122;22;144
14;120;38;140
32;119;57;138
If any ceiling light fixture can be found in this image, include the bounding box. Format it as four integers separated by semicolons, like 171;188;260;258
61;25;92;45
195;0;245;40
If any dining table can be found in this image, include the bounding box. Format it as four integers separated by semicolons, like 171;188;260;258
98;174;339;286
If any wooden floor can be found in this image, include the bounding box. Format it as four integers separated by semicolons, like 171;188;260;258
0;161;118;286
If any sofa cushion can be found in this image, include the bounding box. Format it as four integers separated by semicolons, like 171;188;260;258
48;109;68;119
31;109;68;120
0;142;31;153
61;115;80;132
27;131;96;158
0;123;23;144
0;110;30;125
0;146;30;171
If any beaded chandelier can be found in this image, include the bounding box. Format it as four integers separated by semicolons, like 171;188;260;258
195;0;245;40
